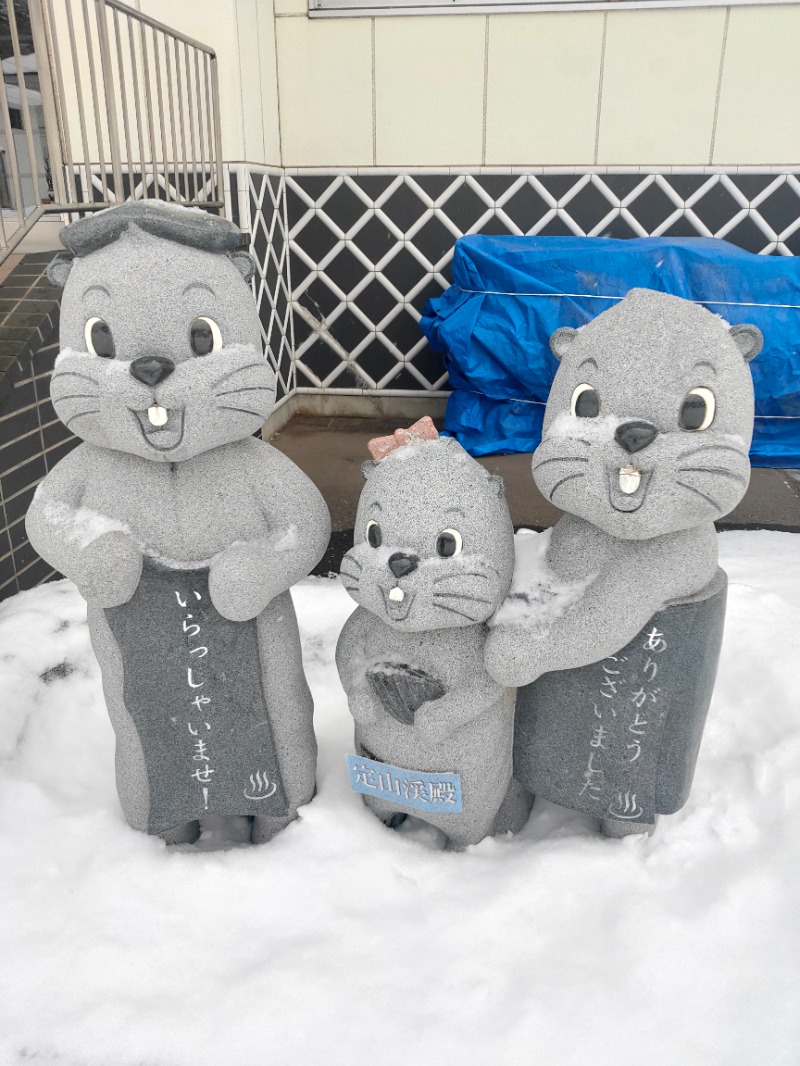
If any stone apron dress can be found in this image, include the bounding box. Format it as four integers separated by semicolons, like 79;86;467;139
106;560;288;834
513;569;727;827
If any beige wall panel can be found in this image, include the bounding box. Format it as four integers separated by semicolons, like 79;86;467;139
276;17;373;166
485;13;604;165
275;0;307;14
713;6;800;164
138;0;244;160
597;8;726;165
235;0;266;162
375;16;484;166
255;2;282;165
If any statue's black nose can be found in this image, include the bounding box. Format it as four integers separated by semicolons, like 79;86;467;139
615;420;658;454
388;552;418;578
129;355;175;387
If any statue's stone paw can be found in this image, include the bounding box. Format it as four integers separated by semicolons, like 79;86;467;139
78;531;142;607
484;624;530;688
208;543;282;621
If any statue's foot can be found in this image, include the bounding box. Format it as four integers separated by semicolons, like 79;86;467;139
601;816;657;839
199;815;253;845
160;820;200;845
491;778;535;836
251;812;295;845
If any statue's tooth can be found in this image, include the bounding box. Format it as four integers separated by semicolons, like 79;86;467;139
619;466;641;494
388;587;405;602
147;404;168;427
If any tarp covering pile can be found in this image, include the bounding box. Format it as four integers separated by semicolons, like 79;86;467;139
419;235;800;466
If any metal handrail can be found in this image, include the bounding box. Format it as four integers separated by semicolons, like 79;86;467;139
0;0;224;264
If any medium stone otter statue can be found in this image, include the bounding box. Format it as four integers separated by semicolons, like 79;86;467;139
26;201;330;846
484;288;762;837
336;418;533;849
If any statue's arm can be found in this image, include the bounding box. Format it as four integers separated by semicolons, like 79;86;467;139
414;657;510;744
209;444;331;621
25;447;142;607
485;529;718;687
336;608;383;726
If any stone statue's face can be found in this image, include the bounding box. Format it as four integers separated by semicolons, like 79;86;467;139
533;289;760;540
50;226;273;463
341;439;515;633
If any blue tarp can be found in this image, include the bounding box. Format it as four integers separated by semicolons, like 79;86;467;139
419;235;800;466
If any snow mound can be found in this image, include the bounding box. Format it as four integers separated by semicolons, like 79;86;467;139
1;531;799;1065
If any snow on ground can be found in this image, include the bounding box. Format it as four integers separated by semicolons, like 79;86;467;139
1;530;799;1066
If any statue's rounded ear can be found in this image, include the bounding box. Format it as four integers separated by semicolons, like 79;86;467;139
47;253;74;288
361;460;378;479
549;326;578;361
729;323;763;363
487;474;506;498
229;249;255;284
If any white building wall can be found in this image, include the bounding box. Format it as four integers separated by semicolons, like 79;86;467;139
134;0;800;169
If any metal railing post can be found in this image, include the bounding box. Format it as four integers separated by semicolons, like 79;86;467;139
210;55;224;208
94;0;124;199
27;0;68;206
0;0;224;264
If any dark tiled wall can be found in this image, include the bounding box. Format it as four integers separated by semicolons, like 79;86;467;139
0;254;76;602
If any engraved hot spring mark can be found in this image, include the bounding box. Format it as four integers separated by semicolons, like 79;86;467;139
244;769;277;800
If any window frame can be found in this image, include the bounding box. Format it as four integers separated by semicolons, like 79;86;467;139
310;0;794;18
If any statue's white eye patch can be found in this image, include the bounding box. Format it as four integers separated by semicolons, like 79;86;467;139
85;317;115;358
436;529;462;557
680;387;716;432
571;383;599;418
366;520;382;548
190;316;222;356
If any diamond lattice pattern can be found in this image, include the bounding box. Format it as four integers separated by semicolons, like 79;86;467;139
261;170;800;395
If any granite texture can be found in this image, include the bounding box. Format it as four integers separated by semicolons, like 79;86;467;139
336;434;533;849
514;570;727;830
25;201;330;845
484;288;761;833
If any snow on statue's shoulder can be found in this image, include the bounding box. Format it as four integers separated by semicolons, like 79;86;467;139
489;528;594;629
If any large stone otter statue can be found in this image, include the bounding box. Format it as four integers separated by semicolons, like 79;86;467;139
485;288;762;837
26;201;330;846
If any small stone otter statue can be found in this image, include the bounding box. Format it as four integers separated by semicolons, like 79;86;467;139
485;288;762;837
336;418;533;849
26;201;330;846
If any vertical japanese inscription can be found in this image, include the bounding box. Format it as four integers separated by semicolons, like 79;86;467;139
576;627;669;821
175;589;215;812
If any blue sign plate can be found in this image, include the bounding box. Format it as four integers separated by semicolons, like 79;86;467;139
346;754;463;814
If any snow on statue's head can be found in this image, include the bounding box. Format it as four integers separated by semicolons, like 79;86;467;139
533;288;761;541
342;429;515;634
47;200;272;463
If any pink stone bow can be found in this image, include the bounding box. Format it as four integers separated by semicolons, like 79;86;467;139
367;415;439;460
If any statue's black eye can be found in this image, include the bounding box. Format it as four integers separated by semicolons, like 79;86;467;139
85;317;115;358
571;383;599;418
679;388;716;432
436;529;463;557
367;520;382;548
190;316;222;356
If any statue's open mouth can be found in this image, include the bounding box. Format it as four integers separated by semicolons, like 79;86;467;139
133;405;186;451
608;464;652;512
380;586;415;622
